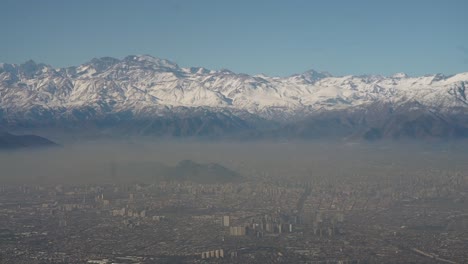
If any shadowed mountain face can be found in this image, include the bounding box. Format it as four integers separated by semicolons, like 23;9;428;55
268;103;468;141
0;132;58;150
2;55;468;140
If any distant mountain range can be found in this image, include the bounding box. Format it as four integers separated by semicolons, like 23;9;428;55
0;132;58;150
1;55;468;140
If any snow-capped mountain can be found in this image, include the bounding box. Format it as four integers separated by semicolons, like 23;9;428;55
1;55;468;139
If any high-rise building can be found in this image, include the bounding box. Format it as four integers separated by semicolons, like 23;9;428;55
229;226;246;236
223;215;230;227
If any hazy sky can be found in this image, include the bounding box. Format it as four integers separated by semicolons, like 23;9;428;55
1;0;467;76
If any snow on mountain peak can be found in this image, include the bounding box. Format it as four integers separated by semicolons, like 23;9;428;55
391;72;409;78
1;56;468;122
123;55;179;69
89;57;120;67
183;67;210;75
288;69;333;84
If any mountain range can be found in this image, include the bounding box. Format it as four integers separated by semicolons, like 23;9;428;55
1;55;468;140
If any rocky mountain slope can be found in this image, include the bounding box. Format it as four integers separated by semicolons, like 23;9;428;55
1;55;467;139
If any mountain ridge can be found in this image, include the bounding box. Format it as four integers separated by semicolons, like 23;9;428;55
1;55;468;140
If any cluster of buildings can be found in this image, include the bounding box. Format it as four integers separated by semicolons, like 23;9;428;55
0;167;467;263
200;249;224;259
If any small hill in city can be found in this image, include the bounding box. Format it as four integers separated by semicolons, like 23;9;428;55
0;132;59;150
164;159;242;183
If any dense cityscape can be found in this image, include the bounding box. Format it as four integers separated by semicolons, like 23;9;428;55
1;161;467;263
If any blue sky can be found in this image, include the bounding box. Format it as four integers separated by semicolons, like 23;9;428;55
1;0;467;76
